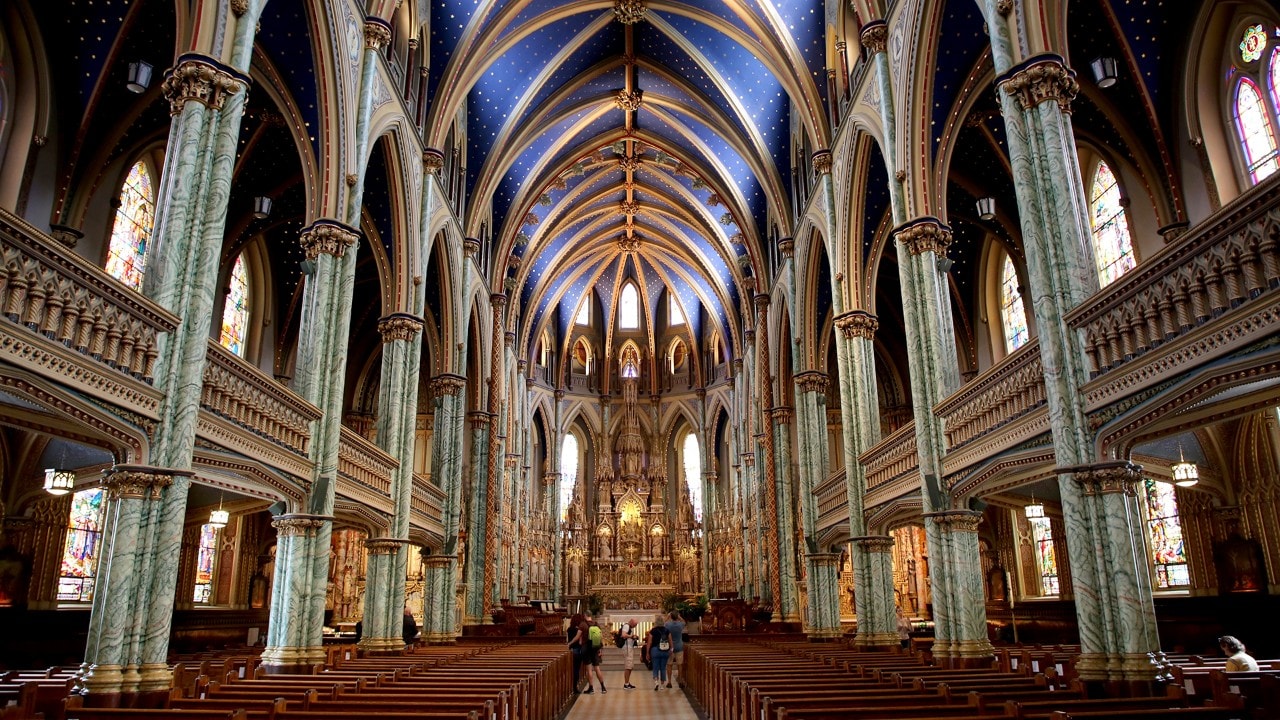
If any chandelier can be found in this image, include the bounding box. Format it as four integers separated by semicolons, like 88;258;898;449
1024;496;1045;519
1171;444;1199;488
43;468;75;496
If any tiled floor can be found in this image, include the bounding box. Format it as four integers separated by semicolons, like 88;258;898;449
566;648;699;720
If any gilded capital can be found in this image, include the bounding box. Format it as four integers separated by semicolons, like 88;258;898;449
162;55;247;115
777;237;794;258
768;406;793;425
423;148;445;175
364;538;407;555
101;464;186;500
1063;460;1144;496
378;313;424;342
835;310;879;339
924;510;983;533
793;371;829;395
229;0;249;16
859;21;888;55
430;373;466;398
364;19;393;50
467;411;493;429
894;218;952;256
998;55;1078;114
300;220;359;260
272;514;330;537
464;237;481;258
811;150;833;175
851;535;896;553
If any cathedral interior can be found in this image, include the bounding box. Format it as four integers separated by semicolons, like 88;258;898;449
3;0;1280;694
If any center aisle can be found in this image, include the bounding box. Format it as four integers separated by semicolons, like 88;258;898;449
564;646;700;720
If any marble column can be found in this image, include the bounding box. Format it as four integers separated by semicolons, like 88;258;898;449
1060;461;1161;684
423;373;466;642
463;410;492;624
422;554;456;643
551;389;566;603
80;465;192;703
753;296;784;620
739;452;757;597
805;552;844;639
850;535;898;647
260;514;330;671
481;295;509;620
359;538;410;654
770;405;800;622
793;372;838;637
925;511;992;663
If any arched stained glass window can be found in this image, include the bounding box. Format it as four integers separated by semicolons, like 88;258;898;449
1029;516;1059;596
669;294;685;326
1000;254;1029;353
1144;478;1190;588
1269;49;1280;117
619;283;639;329
559;435;579;522
105;161;155;289
576;298;590;326
58;488;105;602
219;254;250;356
683;434;702;522
1088;161;1137;287
620;344;639;378
193;523;220;603
1234;77;1280;184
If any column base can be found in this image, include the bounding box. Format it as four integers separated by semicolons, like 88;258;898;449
933;639;995;669
259;645;326;674
806;629;843;641
358;637;408;656
138;663;173;693
79;664;124;698
853;631;900;650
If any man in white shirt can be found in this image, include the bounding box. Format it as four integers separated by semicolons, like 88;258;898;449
621;618;639;689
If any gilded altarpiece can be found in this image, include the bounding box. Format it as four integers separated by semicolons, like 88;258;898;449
328;527;368;623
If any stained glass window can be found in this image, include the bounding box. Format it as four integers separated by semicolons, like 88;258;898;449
575;298;590;325
1028;516;1059;596
619;283;639;329
669;294;685;326
219;254;250;356
105;161;155;289
683;434;703;522
1235;78;1280;184
1088;162;1137;287
559;434;579;522
193;523;220;603
1270;50;1280;120
1144;478;1190;588
620;344;639;378
1241;23;1267;63
58;488;105;602
1000;254;1029;352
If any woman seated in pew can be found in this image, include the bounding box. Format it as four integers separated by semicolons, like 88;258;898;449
1219;635;1259;671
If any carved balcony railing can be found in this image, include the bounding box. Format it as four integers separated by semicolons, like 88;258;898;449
0;208;177;409
202;341;320;456
1067;174;1280;392
338;427;397;515
814;468;848;532
935;340;1047;452
861;421;918;494
411;472;446;538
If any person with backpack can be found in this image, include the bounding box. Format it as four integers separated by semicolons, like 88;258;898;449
644;613;671;690
663;610;686;688
617;617;639;689
567;613;592;694
584;617;607;693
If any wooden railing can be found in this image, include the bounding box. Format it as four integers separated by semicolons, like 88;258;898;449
0;208;177;387
860;421;918;492
202;342;320;455
934;340;1046;450
814;468;848;531
1067;174;1280;380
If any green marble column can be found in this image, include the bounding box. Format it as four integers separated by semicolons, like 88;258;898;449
463;411;492;624
480;296;509;620
850;535;898;647
805;552;843;639
551;389;566;603
770;405;800;622
360;539;409;653
794;372;838;636
925;511;989;659
261;514;330;670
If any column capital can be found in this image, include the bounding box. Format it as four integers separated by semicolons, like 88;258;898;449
743;329;755;345
378;313;424;342
923;510;983;533
504;331;516;347
162;54;249;115
467;411;494;429
753;293;771;310
271;513;331;537
101;464;190;500
851;534;896;553
300;220;360;260
1060;460;1144;496
430;373;467;398
740;452;755;468
554;389;566;401
806;551;843;567
768;406;793;425
464;238;481;258
777;237;794;258
793;371;829;394
859;21;888;55
599;395;612;408
893;217;952;256
422;554;453;570
491;293;509;310
423;148;445;175
695;387;707;399
997;54;1078;114
364;18;393;50
834;310;879;339
811;150;832;175
364;537;409;555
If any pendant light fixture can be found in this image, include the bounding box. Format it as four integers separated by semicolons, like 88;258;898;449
1171;444;1199;488
43;439;75;495
208;491;229;528
1024;496;1045;519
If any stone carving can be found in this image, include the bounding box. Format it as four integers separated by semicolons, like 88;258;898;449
364;20;392;50
999;56;1078;113
860;21;888;55
618;200;639;216
895;219;952;256
615;89;643;111
793;371;829;395
924;510;983;533
162;56;246;115
812;150;833;175
613;0;647;25
101;465;184;500
835;310;879;339
378;314;424;342
1067;461;1143;496
300;221;359;260
422;149;445;175
272;514;329;538
777;237;794;258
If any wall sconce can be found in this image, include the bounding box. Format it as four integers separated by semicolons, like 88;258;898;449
43;468;75;496
976;197;996;220
1024;497;1045;519
1090;57;1118;88
253;196;273;219
127;61;153;94
1171;445;1199;488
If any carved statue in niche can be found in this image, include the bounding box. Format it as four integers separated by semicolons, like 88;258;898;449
598;533;612;560
1215;532;1268;593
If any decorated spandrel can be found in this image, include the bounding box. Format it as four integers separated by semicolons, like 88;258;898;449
1235;77;1280;184
58;488;105;602
1089;161;1137;287
219;254;250;356
1000;254;1029;352
1144;478;1189;589
105;161;155;290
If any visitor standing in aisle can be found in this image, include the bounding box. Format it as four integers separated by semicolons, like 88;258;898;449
663;610;686;688
645;614;671;690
